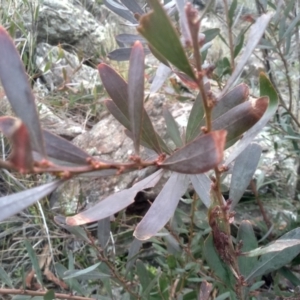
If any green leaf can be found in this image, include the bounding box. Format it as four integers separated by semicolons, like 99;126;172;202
126;238;142;273
215;292;231;300
44;290;55;300
160;130;226;174
234;31;244;58
63;263;110;280
237;221;258;278
203;28;220;43
228;0;237;28
229;144;262;209
186;92;205;143
55;263;86;295
281;13;300;40
225;73;278;165
137;0;196;80
136;259;152;291
128;41;145;154
246;228;300;282
163;107;183;148
142;269;161;297
24;240;43;287
279;267;300;287
0;265;13;288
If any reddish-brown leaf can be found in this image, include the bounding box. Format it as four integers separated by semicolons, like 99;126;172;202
212;97;269;148
98;63;170;154
0;116;33;171
0;26;45;157
128;41;145;154
160;130;227;174
41;130;92;165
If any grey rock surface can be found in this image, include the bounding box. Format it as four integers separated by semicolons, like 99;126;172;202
36;0;106;59
68;95;192;207
35;43;100;92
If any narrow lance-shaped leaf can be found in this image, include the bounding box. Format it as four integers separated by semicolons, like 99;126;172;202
42;129;92;165
0;26;45;157
63;262;109;280
237;221;258;278
203;28;220;43
103;0;138;24
98;63;129;119
218;14;272;98
126;238;143;273
128;41;145;154
115;34;146;45
228;0;238;28
0;180;63;222
137;0;196;80
225;73;278;165
24;240;44;287
98;63;170;154
186;92;205;143
134;172;189;240
186;83;249;143
0;116;33;172
160;130;227;174
108;47;150;61
243;240;300;258
97;218;111;250
229;143;262;209
212;97;268;149
190;174;212;208
120;0;144;15
66;169;163;226
213;83;249;120
105;100;131;130
0;266;13;288
150;63;172;94
163;107;183;148
246;228;300;282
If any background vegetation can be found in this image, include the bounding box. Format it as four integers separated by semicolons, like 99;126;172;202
0;0;300;299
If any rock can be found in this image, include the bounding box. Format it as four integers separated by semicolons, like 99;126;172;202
53;95;192;211
35;43;100;92
36;0;107;60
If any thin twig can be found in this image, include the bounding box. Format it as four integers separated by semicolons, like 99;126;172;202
250;179;272;230
0;289;95;300
86;231;141;300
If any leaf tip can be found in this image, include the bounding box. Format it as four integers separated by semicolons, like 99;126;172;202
66;215;90;226
252;96;269;119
